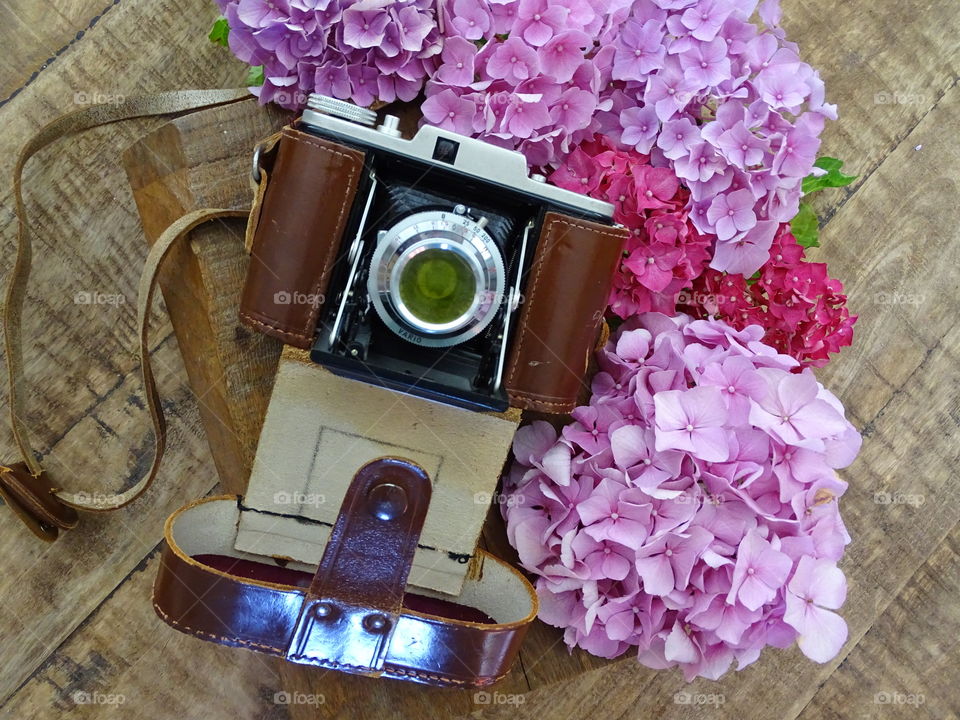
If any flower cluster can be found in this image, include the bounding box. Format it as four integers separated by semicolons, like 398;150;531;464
424;0;834;275
502;313;861;680
548;135;711;319
421;0;612;166
601;0;835;275
215;0;442;109
679;225;857;367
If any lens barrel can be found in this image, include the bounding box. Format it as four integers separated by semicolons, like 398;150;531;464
367;211;505;348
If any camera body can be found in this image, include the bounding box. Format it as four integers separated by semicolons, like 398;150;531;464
241;95;627;414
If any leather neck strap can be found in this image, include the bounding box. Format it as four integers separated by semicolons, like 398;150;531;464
0;89;254;540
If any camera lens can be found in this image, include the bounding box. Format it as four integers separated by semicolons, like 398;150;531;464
397;248;477;327
368;210;505;348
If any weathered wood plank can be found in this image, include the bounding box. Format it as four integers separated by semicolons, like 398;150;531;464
0;0;121;104
797;524;960;720
783;0;960;221
0;549;285;720
0;0;254;707
813;84;960;419
0;0;249;470
0;337;219;703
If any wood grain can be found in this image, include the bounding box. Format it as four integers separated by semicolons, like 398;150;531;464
0;0;957;718
0;549;285;720
0;0;122;104
122;100;288;493
782;0;960;222
0;0;258;710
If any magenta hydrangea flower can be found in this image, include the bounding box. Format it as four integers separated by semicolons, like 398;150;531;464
547;135;712;319
502;313;860;680
613;19;666;80
434;35;477;85
448;0;491;39
679;224;858;368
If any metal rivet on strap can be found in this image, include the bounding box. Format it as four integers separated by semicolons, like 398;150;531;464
312;602;335;620
367;482;408;521
363;613;390;634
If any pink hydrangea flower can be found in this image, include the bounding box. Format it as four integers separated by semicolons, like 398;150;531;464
783;556;848;662
502;313;860;680
216;0;443;109
486;36;541;83
653;386;730;462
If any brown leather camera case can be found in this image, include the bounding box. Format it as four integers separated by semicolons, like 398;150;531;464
154;457;538;687
239;126;627;414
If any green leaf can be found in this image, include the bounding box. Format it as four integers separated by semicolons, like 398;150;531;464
801;156;858;195
791;202;820;248
208;17;229;47
245;65;265;87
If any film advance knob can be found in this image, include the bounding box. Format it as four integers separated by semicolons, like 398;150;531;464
306;94;378;127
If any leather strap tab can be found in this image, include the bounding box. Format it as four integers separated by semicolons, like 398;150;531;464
0;463;78;541
286;458;431;674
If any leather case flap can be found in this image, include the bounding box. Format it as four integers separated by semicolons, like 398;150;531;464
153;487;538;687
505;212;627;413
239;126;366;348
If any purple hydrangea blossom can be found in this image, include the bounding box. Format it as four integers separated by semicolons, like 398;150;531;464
218;0;443;108
422;0;834;275
502;313;861;680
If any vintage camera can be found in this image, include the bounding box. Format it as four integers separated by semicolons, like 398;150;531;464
154;96;629;687
241;94;626;414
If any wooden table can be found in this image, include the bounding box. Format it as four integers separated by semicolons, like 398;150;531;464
0;1;958;718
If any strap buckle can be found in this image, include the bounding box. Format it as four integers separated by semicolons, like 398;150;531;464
0;463;78;541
